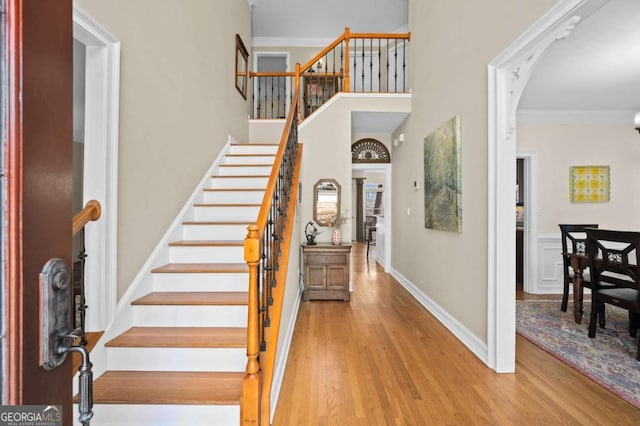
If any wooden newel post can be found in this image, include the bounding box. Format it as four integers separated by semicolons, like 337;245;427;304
343;27;350;92
242;225;261;425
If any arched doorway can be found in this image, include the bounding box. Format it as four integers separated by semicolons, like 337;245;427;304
352;138;392;271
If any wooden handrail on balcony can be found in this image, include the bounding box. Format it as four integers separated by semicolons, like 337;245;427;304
250;27;411;120
242;86;301;425
72;199;101;236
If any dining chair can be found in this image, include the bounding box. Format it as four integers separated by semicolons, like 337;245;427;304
586;228;640;360
365;215;377;258
559;224;599;312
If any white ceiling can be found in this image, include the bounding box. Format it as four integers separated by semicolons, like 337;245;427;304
519;0;640;116
252;0;640;129
251;0;408;42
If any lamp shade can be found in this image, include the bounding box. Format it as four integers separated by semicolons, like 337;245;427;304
635;112;640;128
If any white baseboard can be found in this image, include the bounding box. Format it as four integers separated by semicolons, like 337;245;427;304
389;268;489;366
270;289;302;423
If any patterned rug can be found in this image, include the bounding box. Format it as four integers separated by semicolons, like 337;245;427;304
516;300;640;409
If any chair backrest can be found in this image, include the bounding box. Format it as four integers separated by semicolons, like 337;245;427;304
586;228;640;291
559;224;599;255
559;224;599;280
365;215;377;227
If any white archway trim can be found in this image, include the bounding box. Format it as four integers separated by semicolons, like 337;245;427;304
73;6;120;331
486;0;602;372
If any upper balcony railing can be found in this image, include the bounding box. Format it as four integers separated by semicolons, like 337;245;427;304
250;27;411;121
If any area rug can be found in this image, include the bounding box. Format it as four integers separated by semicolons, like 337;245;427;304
516;300;640;409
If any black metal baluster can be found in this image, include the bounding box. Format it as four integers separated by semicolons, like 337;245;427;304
260;76;264;119
270;76;274;119
276;76;281;119
402;40;406;93
394;39;398;93
361;39;365;92
340;41;344;91
369;38;373;92
386;40;390;92
353;39;357;92
377;39;382;93
76;228;88;346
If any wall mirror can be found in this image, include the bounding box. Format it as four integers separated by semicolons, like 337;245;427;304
235;34;249;99
313;179;341;226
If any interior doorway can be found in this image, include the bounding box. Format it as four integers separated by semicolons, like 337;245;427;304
352;164;392;271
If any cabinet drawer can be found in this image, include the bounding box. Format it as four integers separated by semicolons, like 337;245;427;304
307;254;346;265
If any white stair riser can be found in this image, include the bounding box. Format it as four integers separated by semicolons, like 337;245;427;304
182;224;249;241
106;347;246;372
201;191;264;204
82;404;239;426
152;273;249;292
133;305;247;327
229;144;278;155
210;177;268;189
193;206;259;222
217;166;273;176
169;246;244;263
224;155;275;165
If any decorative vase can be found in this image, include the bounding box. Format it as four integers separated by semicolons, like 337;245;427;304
331;228;342;245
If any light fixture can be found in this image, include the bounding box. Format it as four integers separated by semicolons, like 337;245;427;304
316;58;324;71
393;133;405;148
635;112;640;134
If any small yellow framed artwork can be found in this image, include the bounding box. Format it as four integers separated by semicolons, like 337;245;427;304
569;165;610;203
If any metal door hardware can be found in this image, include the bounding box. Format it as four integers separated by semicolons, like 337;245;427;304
40;258;93;425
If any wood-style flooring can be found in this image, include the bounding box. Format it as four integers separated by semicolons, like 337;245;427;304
272;243;640;425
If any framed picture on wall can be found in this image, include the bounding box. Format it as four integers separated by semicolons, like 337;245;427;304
569;165;610;203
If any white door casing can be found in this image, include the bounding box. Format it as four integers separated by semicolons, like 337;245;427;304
73;6;120;331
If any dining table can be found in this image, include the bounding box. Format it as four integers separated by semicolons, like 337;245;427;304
562;251;589;324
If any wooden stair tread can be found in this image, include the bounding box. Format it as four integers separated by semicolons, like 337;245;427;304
132;291;248;306
151;263;248;273
225;154;275;157
168;240;243;247
230;143;278;146
92;371;243;405
182;220;252;225
211;175;269;178
105;327;246;348
71;331;103;373
193;203;261;207
219;164;272;167
202;188;264;192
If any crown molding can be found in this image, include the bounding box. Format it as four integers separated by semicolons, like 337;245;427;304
517;109;635;124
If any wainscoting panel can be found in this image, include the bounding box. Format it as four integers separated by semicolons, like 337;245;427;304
532;234;564;294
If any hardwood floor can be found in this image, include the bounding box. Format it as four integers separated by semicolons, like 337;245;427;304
272;243;640;425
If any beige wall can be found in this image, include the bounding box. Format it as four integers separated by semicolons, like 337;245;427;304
299;95;410;244
392;0;556;341
74;0;251;299
517;122;640;233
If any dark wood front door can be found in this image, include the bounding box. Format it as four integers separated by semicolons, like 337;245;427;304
3;0;74;423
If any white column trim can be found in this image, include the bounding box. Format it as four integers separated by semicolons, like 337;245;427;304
487;0;599;373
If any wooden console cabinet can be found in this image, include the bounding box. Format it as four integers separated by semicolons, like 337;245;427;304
302;243;351;301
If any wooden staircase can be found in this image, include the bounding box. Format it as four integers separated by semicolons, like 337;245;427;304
84;143;279;425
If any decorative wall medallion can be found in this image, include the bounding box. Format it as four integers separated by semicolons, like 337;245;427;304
351;138;390;163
